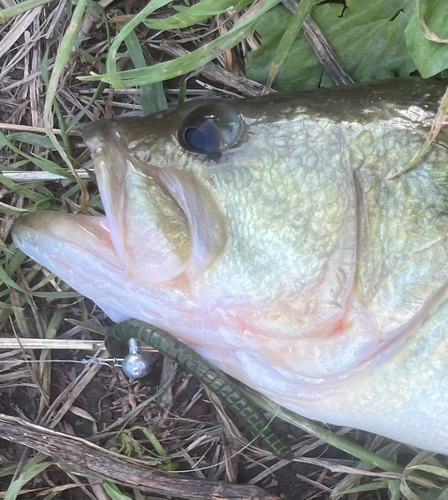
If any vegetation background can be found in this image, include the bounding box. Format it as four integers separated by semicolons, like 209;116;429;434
1;0;448;498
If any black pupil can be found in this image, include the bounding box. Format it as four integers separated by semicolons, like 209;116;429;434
184;118;220;154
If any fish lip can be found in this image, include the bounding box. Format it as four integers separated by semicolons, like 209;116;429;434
12;210;122;271
83;120;196;282
82;119;190;219
11;212;35;247
82;118;185;213
81;120;109;149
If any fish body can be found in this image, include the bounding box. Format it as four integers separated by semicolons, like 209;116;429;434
13;79;448;453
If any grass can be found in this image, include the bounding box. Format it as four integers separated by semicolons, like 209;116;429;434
0;0;448;499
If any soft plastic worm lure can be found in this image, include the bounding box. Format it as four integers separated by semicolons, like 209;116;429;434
106;319;293;460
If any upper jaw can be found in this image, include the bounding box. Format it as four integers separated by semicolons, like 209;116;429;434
83;119;192;284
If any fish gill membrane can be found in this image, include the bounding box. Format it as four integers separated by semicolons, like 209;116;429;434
11;78;448;455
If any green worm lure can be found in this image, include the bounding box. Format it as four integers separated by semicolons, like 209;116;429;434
106;319;293;460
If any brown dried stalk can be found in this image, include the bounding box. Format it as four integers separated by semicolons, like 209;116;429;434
0;414;280;500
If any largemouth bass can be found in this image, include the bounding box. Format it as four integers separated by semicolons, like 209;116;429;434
12;79;448;453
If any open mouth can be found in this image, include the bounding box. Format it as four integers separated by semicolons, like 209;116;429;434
14;118;227;290
85;118;228;285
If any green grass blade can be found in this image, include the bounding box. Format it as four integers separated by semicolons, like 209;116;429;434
30;154;75;179
5;248;28;276
105;0;173;89
265;0;318;89
0;174;53;203
43;0;89;205
146;0;253;30
64;319;108;335
41;44;71;155
103;483;133;500
0;0;56;23
4;456;51;500
30;291;82;298
0;132;75;180
117;20;168;115
242;388;404;474
0;160;30;171
66;82;108;132
6;132;56;149
407;464;448;479
65;2;109;132
0;263;28;293
335;479;392;496
138;426;169;458
81;0;283;87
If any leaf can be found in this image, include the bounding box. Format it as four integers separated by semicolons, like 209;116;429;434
0;132;75;180
0;160;30;171
103;0;173;89
137;426;169;458
246;0;417;91
0;0;56;23
0;264;27;293
242;388;403;474
86;0;105;19
30;291;82;299
416;1;448;44
0;202;30;215
67;82;108;133
246;6;321;91
400;479;428;500
265;0;319;89
334;479;391;496
43;0;89;208
408;464;448;479
69;406;98;434
64;318;108;335
388;479;402;500
405;0;448;77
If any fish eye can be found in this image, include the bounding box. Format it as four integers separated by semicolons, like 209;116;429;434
179;104;243;155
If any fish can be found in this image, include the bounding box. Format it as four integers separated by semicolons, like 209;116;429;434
12;78;448;454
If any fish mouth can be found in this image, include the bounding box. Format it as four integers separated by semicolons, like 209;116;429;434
85;118;227;285
14;118;227;288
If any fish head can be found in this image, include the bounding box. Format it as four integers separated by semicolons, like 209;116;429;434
71;99;355;337
11;94;358;369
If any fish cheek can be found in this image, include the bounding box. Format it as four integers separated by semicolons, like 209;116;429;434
157;167;227;282
187;124;357;337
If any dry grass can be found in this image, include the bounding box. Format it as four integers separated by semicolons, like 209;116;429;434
1;1;448;499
